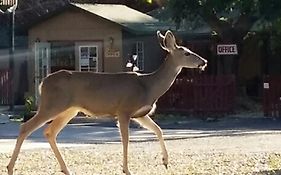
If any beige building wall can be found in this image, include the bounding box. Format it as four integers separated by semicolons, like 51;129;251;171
28;8;124;95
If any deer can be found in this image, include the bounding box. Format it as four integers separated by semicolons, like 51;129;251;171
7;30;207;175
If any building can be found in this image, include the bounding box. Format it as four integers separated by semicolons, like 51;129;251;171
23;3;173;103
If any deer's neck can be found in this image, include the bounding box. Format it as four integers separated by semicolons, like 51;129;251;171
145;55;182;102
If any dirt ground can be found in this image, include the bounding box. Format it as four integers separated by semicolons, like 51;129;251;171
2;131;281;175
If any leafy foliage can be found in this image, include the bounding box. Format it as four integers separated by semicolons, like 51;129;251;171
167;0;281;34
24;96;35;114
165;0;281;76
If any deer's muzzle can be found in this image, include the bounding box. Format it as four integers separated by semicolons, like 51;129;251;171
198;60;207;71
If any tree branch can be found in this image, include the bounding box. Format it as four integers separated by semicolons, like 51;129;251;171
202;9;231;38
234;13;257;37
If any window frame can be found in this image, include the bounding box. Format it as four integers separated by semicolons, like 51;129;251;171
78;45;98;72
135;41;145;71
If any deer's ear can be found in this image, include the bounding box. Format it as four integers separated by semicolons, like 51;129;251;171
163;30;176;51
157;31;169;51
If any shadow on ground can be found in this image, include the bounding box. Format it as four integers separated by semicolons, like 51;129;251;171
253;169;281;175
2;114;281;145
156;117;281;131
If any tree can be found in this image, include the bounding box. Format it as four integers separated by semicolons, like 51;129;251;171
166;0;281;75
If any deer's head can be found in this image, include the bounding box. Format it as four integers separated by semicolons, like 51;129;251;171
157;30;207;71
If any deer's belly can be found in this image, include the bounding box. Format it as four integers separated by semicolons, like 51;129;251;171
75;106;116;118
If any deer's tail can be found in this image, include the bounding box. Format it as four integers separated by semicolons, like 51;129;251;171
38;81;43;95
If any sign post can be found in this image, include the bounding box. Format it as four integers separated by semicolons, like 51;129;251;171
5;0;18;110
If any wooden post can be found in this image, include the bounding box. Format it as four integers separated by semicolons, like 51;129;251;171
7;2;17;110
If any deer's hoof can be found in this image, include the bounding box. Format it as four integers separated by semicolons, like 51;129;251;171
123;169;131;175
61;169;71;175
7;165;13;175
162;157;168;169
163;163;168;169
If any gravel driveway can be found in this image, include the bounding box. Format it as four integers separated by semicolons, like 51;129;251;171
1;116;281;174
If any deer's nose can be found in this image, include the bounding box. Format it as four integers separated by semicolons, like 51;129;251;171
203;59;208;66
198;59;207;71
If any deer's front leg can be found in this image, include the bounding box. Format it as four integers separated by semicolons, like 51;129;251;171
134;115;168;168
118;116;131;175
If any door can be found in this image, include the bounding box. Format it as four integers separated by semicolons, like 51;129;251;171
79;45;99;72
34;42;51;104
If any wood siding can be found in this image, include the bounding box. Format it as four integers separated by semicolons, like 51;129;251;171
28;7;124;95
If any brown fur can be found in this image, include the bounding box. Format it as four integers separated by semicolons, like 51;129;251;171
7;30;207;175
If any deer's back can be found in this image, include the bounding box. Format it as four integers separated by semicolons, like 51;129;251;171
40;70;149;116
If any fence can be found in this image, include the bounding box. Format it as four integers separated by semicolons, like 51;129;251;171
0;69;11;105
157;74;236;115
0;0;16;6
263;75;281;118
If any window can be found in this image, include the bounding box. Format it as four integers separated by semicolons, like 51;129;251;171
134;41;144;71
50;42;75;72
79;46;98;72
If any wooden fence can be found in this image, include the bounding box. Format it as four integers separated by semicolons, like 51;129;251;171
263;75;281;118
0;0;16;6
157;74;236;114
0;69;11;105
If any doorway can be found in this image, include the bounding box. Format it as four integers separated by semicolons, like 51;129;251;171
76;42;103;72
34;42;50;104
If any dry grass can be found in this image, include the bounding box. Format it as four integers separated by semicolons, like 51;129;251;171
1;139;281;175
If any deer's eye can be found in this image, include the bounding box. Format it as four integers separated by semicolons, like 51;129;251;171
184;52;191;56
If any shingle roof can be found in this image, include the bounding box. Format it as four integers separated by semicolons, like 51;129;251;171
71;3;174;33
19;3;173;34
71;3;158;24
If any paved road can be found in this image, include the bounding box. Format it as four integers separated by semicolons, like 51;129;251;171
1;113;281;153
3;113;281;174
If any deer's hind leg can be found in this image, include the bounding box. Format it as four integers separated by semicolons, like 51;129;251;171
7;108;60;175
43;108;78;175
